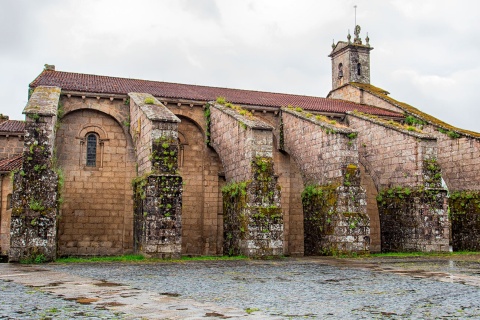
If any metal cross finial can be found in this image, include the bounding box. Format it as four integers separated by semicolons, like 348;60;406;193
354;5;357;28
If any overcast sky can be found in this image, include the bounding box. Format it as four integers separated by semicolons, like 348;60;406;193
1;0;479;132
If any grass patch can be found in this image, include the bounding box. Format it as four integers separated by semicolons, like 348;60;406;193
54;254;249;264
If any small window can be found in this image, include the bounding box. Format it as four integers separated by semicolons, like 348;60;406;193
338;63;343;78
86;133;97;167
6;194;12;209
357;63;361;76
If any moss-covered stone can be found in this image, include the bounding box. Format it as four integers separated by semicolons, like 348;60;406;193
133;173;183;258
222;156;283;257
301;179;369;255
449;191;480;251
377;186;448;252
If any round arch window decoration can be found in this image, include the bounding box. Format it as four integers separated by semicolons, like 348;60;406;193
76;125;109;169
86;133;97;167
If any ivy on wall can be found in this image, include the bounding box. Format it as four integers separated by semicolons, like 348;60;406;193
204;102;211;146
222;156;282;257
301;163;368;256
150;136;178;174
376;186;446;252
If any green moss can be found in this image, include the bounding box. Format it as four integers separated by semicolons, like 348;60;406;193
204;103;211;146
150;136;178;174
423;158;442;188
302;184;339;254
144;97;155;104
376;185;446;252
216;96;226;104
222;156;282;256
353;110;423;133
351;82;475;138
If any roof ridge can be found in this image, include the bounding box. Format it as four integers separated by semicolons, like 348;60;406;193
36;70;336;100
29;68;405;118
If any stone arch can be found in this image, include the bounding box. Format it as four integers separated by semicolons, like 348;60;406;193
175;114;225;255
55;108;137;256
169;106;208;137
60;96;133;147
77;124;109;141
61;97;129;127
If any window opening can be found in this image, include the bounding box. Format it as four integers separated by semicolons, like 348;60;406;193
357;63;361;76
338;63;343;78
86;133;97;167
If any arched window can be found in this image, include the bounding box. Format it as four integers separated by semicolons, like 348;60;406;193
86;133;97;167
357;63;361;76
338;63;343;78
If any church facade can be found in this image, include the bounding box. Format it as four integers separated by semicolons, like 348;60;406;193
1;28;480;262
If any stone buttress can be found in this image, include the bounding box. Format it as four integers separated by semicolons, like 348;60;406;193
347;111;449;252
281;107;369;255
208;101;283;257
9;86;61;262
129;93;182;258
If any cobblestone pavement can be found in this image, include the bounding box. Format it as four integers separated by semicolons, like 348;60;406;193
1;256;480;319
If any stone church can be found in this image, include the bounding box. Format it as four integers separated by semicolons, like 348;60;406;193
1;27;479;262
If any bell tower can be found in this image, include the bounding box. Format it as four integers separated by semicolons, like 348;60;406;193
329;25;373;90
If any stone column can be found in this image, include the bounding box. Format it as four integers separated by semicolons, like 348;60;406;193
209;101;283;257
281;107;369;255
9;86;60;262
129;93;182;258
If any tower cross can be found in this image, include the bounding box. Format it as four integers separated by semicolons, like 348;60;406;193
354;5;357;29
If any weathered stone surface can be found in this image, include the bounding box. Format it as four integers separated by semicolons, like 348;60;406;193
210;103;273;183
130;93;183;257
128;93;180;123
134;175;182;258
55;106;136;257
210;102;283;257
10;86;60;261
23;86;61;116
449;191;480;251
281;107;369;254
378;188;449;252
222;157;283;257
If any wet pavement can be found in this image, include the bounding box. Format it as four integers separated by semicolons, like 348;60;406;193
1;255;480;319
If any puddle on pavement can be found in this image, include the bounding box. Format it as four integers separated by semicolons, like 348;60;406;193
161;292;181;297
65;297;100;304
98;302;126;307
93;280;123;287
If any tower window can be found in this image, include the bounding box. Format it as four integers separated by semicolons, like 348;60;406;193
357;63;361;76
86;133;97;167
338;63;343;78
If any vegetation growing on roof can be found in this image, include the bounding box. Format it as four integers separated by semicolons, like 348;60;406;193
352;110;425;134
216;96;254;119
144;97;155;104
285;105;345;129
351;82;478;139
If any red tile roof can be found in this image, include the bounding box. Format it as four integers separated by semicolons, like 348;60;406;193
0;120;25;133
0;155;22;172
31;70;403;118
